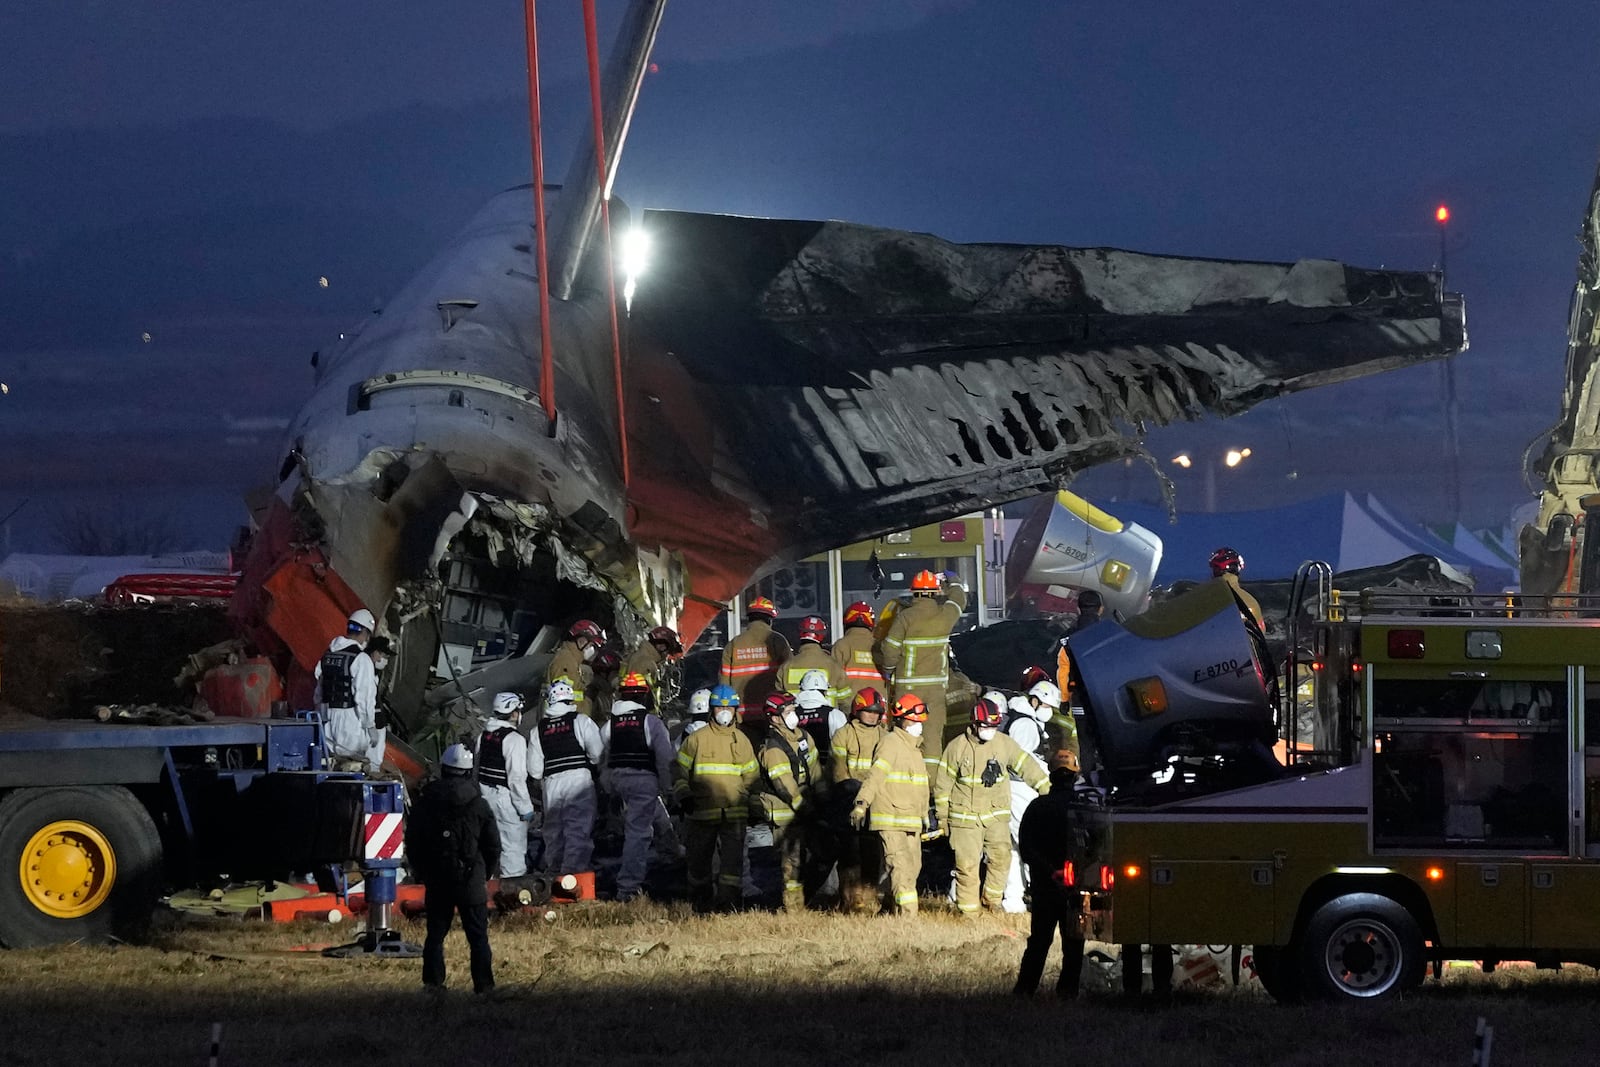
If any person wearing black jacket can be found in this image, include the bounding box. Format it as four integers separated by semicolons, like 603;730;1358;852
1013;757;1089;999
407;743;501;994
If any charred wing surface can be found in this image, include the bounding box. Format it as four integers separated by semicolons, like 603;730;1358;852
1529;160;1600;593
633;211;1466;555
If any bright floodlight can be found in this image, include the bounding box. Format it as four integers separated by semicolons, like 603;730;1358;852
621;227;651;310
1171;453;1192;469
1224;448;1251;468
1435;204;1450;223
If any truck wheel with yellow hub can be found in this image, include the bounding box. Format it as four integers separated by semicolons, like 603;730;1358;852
0;786;163;948
1298;892;1424;1002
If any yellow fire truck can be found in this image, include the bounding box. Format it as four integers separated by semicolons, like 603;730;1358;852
1064;564;1600;1002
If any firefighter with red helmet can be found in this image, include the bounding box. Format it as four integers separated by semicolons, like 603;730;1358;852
850;692;933;914
832;600;886;703
719;596;791;724
778;614;852;711
830;687;887;912
547;619;607;721
879;570;967;763
621;624;683;712
753;691;825;911
933;692;1049;915
601;672;675;901
1209;546;1263;628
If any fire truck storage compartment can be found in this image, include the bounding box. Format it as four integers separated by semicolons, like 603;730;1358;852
1372;675;1567;851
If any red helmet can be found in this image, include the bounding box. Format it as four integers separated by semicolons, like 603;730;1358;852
972;694;1005;728
619;671;652;697
851;687;886;719
798;615;828;644
1020;665;1051;691
647;625;682;655
1209;546;1244;577
592;648;622;674
910;570;941;592
764;691;797;718
567;619;606;644
843;601;875;629
892;693;928;723
746;596;778;620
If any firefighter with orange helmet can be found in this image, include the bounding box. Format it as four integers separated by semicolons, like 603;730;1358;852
601;672;676;901
547;619;606;721
720;596;791;725
878;570;968;763
830;687;887;912
850;692;933;914
832;600;887;703
933;692;1049;915
1209;546;1264;628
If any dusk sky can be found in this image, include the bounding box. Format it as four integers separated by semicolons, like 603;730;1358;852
2;0;1597;553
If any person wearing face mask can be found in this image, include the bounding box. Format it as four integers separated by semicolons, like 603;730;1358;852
528;678;605;875
316;608;380;772
477;691;535;880
680;687;713;739
753;691;825;911
849;693;933;915
831;687;887;913
673;684;760;912
1000;681;1061;913
933;692;1050;916
547;619;606;721
362;636;394;772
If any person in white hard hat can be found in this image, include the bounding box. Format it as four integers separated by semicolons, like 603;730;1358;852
478;692;535;880
408;743;499;995
680;687;713;740
314;607;380;771
528;678;604;875
1001;680;1060;913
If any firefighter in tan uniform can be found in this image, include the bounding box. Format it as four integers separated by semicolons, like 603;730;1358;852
673;685;760;912
831;687;887;912
754;691;825;911
1209;546;1264;627
621;625;682;713
831;601;886;704
933;693;1049;915
719;597;791;727
777;615;852;710
548;619;606;721
878;570;967;761
850;693;933;915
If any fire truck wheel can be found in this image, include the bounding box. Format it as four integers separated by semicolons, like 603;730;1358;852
1299;892;1424;1002
0;786;163;949
1251;946;1301;1003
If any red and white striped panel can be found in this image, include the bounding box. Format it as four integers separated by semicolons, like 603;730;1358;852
364;812;405;860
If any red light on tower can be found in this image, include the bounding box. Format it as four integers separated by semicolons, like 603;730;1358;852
1435;204;1450;223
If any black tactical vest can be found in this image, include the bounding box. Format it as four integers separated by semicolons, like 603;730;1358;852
607;710;655;771
538;716;590;775
320;647;358;707
478;726;514;787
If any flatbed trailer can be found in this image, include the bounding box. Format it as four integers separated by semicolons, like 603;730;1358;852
0;713;394;948
1064;569;1600;1002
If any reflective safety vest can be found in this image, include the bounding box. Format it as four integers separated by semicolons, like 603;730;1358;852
758;723;822;826
720;620;789;708
607;709;655;772
320;647;358;708
879;589;966;695
546;642;590;711
538;716;591;776
780;643;853;711
933;731;1047;828
831;626;885;699
478;725;515;786
831;720;884;784
854;729;930;832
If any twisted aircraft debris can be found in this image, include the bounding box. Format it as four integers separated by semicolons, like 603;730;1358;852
235;0;1466;740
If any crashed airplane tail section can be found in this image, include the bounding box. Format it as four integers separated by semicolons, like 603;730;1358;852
627;210;1467;637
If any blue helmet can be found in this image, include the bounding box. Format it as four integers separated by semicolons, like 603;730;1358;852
709;684;740;709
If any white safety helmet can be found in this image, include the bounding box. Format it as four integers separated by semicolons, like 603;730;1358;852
798;669;829;692
545;678;577;716
440;743;474;771
347;608;376;632
687;687;712;719
795;670;831;710
492;691;525;717
1027;680;1061;719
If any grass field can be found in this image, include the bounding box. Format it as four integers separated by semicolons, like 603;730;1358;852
3;903;1599;1065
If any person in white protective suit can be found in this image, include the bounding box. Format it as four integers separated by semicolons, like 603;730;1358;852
793;669;845;750
601;672;676;901
528;678;605;875
680;687;713;739
477;691;535;879
315;608;381;771
1001;680;1059;913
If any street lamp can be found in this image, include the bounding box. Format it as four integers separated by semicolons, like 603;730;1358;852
1171;447;1253;512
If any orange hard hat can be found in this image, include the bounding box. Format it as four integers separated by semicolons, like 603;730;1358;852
892;693;928;723
910;570;940;592
746;596;778;619
619;672;652;696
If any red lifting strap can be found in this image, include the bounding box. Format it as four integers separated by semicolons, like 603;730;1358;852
523;0;557;426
